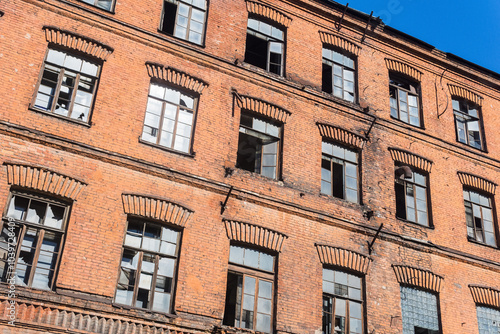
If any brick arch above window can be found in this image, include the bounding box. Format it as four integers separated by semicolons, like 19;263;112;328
245;0;292;27
3;162;87;201
385;58;422;82
319;31;361;56
121;193;193;227
469;285;500;308
223;219;288;252
315;244;371;274
42;26;113;61
388;147;433;172
146;62;208;94
235;94;291;123
448;84;483;107
392;265;443;292
317;123;366;149
457;172;496;195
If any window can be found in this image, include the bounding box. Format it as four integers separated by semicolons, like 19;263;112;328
400;287;440;334
32;48;100;123
236;112;282;179
389;74;421;127
476;306;500;334
80;0;113;11
160;0;207;45
141;82;198;154
322;268;363;334
0;192;69;290
322;48;356;103
114;220;180;312
321;142;358;203
244;18;285;76
395;165;429;226
453;99;483;150
463;189;497;247
223;245;275;333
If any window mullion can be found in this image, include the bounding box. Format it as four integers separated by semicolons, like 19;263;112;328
12;225;27;280
253;277;259;330
51;69;65;113
171;105;181;149
157;101;167;145
150;254;160;310
67;73;80;117
132;251;144;306
28;228;45;287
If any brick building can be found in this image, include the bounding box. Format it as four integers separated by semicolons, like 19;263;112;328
0;0;499;333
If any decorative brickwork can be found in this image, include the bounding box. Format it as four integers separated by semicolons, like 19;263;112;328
42;26;113;61
469;285;500;308
315;244;371;274
319;31;361;56
448;84;483;107
388;148;433;172
3;163;87;200
457;172;496;195
223;219;288;252
236;95;291;123
385;58;422;82
146;62;208;94
0;298;194;334
121;193;193;227
392;265;443;292
317;123;366;149
246;1;292;27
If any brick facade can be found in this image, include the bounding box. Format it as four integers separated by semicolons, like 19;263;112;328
0;0;499;333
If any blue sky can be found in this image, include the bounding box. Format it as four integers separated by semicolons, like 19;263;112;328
335;0;500;74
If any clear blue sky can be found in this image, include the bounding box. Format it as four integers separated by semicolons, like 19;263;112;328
335;0;500;74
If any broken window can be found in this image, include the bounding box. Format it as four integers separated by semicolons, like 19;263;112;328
80;0;114;11
322;48;356;102
394;165;429;226
32;48;100;123
463;189;497;247
389;74;421;127
244;18;285;76
160;0;207;45
322;268;363;334
114;220;180;312
400;287;440;334
223;245;275;333
141;82;198;154
453;98;483;150
0;192;69;290
321;142;359;203
476;306;500;334
236;112;282;179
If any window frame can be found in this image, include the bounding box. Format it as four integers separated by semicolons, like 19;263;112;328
244;16;286;76
159;0;208;46
0;191;70;291
30;47;102;125
223;245;276;333
236;110;283;180
79;0;116;12
140;80;199;156
322;267;365;334
113;218;182;314
463;188;498;247
452;98;485;151
394;165;432;227
320;141;360;204
322;47;357;103
399;286;442;334
389;73;422;128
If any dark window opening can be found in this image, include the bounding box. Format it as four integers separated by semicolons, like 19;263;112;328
244;18;284;76
415;327;439;334
452;98;483;150
394;165;429;226
160;0;207;45
389;74;421;127
236;112;282;179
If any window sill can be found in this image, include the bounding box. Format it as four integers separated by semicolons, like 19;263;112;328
218;325;271;334
390;116;425;130
456;141;487;154
29;107;92;128
138;138;196;158
239;61;284;79
467;237;498;250
234;166;281;183
319;192;361;207
156;29;206;48
396;216;434;229
111;302;177;318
